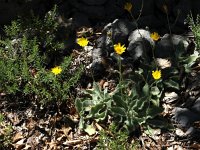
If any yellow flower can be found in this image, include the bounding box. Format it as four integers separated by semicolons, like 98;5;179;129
77;37;89;47
124;2;132;13
114;43;126;55
152;69;161;80
51;66;62;75
150;32;160;41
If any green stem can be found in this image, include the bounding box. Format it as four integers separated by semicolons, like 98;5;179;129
118;56;123;96
118;56;122;84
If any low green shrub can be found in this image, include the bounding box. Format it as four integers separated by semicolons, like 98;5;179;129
76;73;163;134
0;114;13;148
96;124;139;150
0;6;82;104
187;14;200;50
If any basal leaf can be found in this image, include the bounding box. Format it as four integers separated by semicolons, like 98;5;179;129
84;124;96;136
75;99;83;113
151;86;160;95
163;79;179;90
142;83;149;96
110;107;126;116
88;103;105;118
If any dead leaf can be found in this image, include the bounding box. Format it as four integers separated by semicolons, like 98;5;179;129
84;124;96;136
156;58;171;69
163;92;178;103
15;139;26;150
13;132;24;143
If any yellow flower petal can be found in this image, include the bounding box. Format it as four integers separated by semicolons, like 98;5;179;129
150;32;160;41
124;2;132;13
152;69;161;80
77;37;89;47
114;43;126;55
51;66;62;75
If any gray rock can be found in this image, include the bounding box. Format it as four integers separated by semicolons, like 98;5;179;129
155;34;189;58
96;33;113;52
191;97;200;114
91;48;106;76
172;107;200;128
127;29;154;61
103;19;137;44
95;19;136;54
128;29;154;47
92;48;107;60
80;0;107;5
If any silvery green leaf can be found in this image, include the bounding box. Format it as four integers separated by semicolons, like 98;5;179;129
88;103;105;118
113;94;127;109
151;86;160;95
75;99;82;113
146;106;163;119
182;53;199;65
95;110;107;122
82;100;95;111
110;107;126;116
163;79;179;90
142;83;149;96
84;124;96;136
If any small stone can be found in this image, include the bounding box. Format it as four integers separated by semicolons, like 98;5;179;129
163;92;178;103
175;128;184;136
103;82;109;89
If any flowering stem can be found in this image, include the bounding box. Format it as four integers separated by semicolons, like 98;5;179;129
118;56;122;84
136;0;144;22
166;11;172;36
118;56;123;96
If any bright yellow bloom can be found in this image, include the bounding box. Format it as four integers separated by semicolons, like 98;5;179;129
77;37;89;47
150;32;160;41
124;2;132;13
114;43;126;55
51;66;62;75
152;69;161;80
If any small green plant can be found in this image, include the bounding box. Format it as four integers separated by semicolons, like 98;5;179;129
187;14;200;50
0;6;82;104
76;76;163;134
96;124;139;150
0;114;13;148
